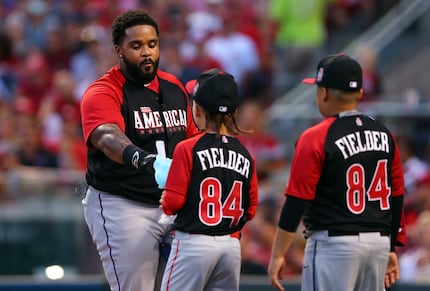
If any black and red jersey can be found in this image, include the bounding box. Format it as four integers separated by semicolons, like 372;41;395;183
286;111;404;234
80;66;198;204
162;132;259;236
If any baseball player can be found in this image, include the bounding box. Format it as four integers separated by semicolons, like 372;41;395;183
160;69;259;291
267;54;405;291
80;10;198;291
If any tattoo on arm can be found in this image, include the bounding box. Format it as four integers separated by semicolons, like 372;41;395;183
90;123;132;164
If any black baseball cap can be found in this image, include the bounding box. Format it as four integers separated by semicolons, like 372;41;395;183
185;68;239;114
302;54;362;92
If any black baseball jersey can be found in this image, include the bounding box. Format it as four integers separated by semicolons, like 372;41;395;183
162;132;259;236
81;66;198;204
285;111;404;234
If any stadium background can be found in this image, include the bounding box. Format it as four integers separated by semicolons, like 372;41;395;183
0;0;429;290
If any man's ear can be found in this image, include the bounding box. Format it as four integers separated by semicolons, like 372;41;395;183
321;87;329;102
357;89;364;101
114;45;122;58
194;103;204;118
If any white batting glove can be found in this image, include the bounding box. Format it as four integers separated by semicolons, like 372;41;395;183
158;213;177;224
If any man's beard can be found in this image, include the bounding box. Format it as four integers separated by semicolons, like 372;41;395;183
123;56;159;84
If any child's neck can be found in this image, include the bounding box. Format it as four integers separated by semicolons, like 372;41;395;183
206;123;230;136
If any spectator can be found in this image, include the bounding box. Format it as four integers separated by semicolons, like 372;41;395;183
236;99;286;188
21;0;60;51
70;24;112;98
204;13;260;91
44;26;72;71
268;0;332;93
0;101;20;200
241;197;279;274
0;32;18;103
16;49;53;113
185;0;224;42
356;45;382;102
397;136;430;235
15;111;58;168
400;210;430;282
37;69;81;154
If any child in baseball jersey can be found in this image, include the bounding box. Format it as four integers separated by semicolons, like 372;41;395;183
160;69;259;291
267;54;405;291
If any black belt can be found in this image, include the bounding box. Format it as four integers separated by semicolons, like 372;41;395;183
328;230;390;237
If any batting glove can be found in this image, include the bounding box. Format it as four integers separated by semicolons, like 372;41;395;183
153;155;172;189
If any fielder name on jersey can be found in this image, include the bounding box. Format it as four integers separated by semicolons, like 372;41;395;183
335;130;389;159
197;148;251;178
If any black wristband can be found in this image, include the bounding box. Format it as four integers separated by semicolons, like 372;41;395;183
122;144;155;171
278;196;309;232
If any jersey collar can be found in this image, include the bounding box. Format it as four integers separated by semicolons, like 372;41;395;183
144;74;160;94
338;110;361;118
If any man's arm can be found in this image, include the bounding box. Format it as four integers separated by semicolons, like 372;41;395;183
268;228;297;291
268;196;309;291
90;123;133;163
90;123;156;171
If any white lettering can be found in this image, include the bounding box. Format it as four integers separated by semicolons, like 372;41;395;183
380;132;389;152
134;111;144;129
153;112;163;127
335;130;391;159
211;148;220;167
364;131;374;150
143;112;156;129
197;150;210;170
162;112;172;127
346;133;359;155
335;138;349;159
196;148;251;177
179;110;187;126
133;109;189;132
170;110;180;126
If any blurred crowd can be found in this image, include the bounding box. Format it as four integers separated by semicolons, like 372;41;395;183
1;0;429;283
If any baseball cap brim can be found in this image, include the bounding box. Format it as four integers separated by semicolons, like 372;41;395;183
185;79;197;95
302;78;317;85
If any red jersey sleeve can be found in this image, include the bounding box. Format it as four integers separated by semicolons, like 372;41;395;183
80;69;125;145
285;118;333;200
246;157;259;220
162;137;195;215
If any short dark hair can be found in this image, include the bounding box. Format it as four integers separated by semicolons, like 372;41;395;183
112;10;160;45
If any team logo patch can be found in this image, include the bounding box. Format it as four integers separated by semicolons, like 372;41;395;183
219;106;228;112
349;81;358;88
355;117;363;126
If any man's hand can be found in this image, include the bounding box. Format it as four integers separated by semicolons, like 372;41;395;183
385;252;400;288
268;256;286;291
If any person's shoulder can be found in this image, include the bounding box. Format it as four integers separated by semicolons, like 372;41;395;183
174;132;204;153
303;117;336;136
